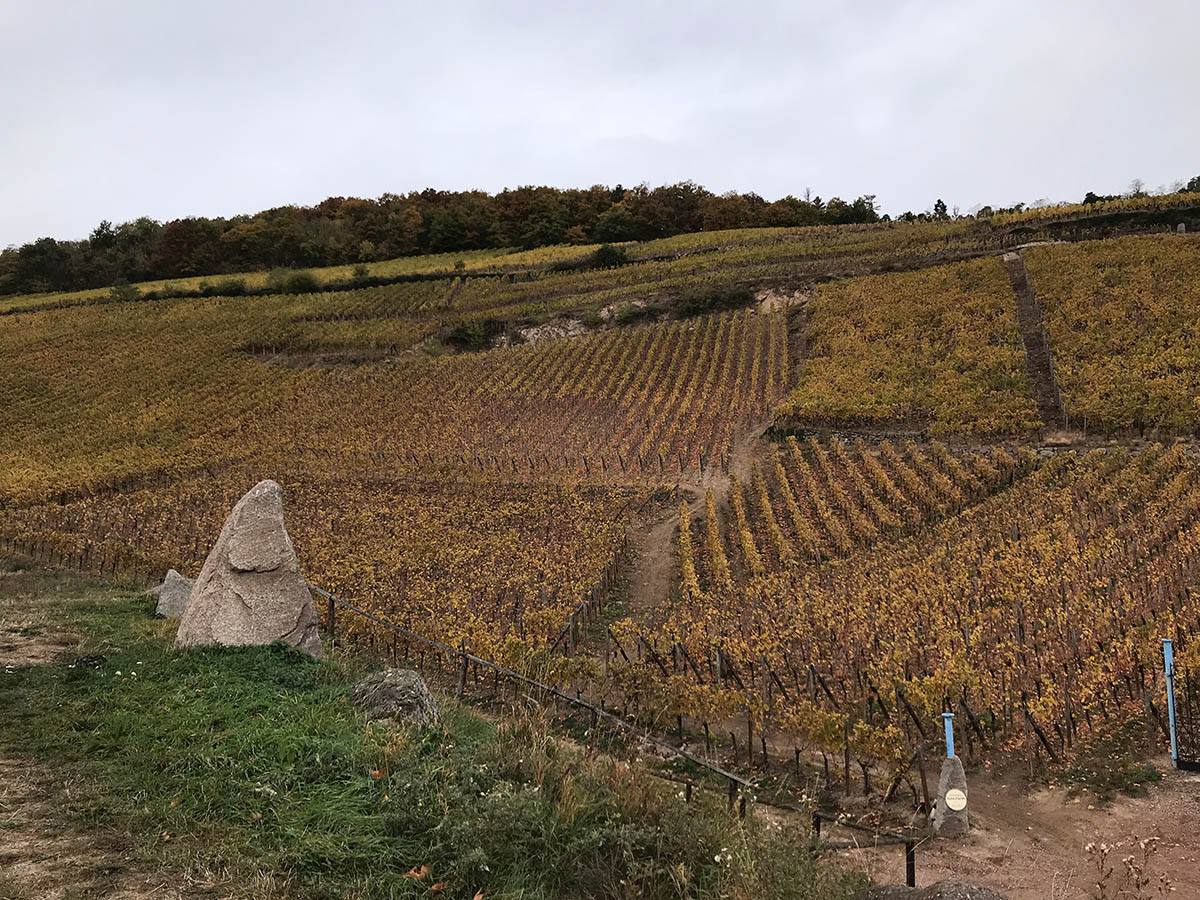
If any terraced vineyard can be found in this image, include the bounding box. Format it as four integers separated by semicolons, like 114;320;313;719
719;437;1033;574
778;256;1041;436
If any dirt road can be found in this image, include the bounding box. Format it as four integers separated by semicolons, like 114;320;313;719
848;761;1200;899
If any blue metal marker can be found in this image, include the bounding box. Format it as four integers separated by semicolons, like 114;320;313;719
942;711;956;758
1164;638;1179;765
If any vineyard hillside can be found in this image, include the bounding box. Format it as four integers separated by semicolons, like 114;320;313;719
5;209;1200;899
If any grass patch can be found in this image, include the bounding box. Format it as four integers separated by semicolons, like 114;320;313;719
0;564;864;900
1061;718;1163;803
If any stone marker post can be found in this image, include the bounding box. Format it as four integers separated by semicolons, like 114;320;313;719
933;712;969;836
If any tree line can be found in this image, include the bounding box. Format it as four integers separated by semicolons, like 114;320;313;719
0;182;881;295
7;175;1197;297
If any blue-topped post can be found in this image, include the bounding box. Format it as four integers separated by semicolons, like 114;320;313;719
1164;638;1179;766
942;712;956;758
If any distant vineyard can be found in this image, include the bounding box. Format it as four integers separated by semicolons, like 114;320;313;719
778;256;1041;435
991;190;1200;227
0;217;1007;319
0;291;786;503
1023;234;1200;432
262;307;787;481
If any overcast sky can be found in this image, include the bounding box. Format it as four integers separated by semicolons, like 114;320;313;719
1;0;1196;247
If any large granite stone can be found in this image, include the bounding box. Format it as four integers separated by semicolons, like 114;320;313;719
175;480;321;658
351;669;439;727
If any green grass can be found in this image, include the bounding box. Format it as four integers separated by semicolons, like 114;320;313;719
0;565;864;900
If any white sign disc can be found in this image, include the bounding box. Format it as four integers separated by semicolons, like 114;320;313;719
945;788;967;811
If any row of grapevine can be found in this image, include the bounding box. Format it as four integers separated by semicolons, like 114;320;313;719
1023;234;1200;432
778;256;1043;436
0;471;646;671
0;299;786;503
600;445;1200;785
716;437;1034;581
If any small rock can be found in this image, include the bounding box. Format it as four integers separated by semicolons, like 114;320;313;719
351;669;439;727
149;569;195;619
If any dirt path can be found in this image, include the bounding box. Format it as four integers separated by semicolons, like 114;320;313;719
622;419;773;620
0;756;213;899
0;622;79;668
622;503;689;620
1002;251;1067;429
846;762;1200;899
0;571;226;899
0;570;83;669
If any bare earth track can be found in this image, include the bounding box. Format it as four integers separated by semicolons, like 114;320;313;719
849;764;1200;900
623;419;769;619
1002;251;1067;429
0;756;213;900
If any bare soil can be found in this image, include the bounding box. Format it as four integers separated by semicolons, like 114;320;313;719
1002;251;1067;429
0;756;208;899
0;578;79;667
622;419;771;619
845;762;1200;899
0;624;78;668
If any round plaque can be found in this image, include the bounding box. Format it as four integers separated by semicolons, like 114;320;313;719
945;788;967;811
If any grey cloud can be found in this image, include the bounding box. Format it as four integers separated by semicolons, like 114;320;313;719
1;0;1196;245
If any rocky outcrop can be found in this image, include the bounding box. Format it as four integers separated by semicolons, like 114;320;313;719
149;569;194;619
175;480;322;658
351;669;439;727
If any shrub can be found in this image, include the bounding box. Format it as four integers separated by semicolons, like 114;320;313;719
215;277;248;295
108;282;140;302
282;271;320;293
443;318;507;351
197;277;247;297
615;301;662;325
549;244;629;273
589;243;628;268
673;285;756;318
265;268;291;291
266;268;320;294
352;264;370;281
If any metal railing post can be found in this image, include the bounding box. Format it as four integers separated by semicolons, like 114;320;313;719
942;711;956;758
1164;638;1179;766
